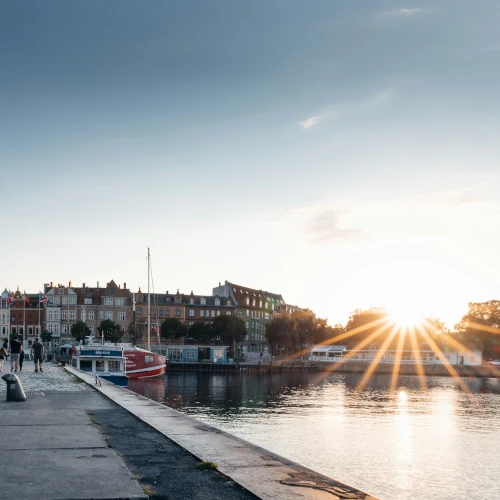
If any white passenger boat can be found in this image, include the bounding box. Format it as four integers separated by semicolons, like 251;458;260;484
72;345;127;382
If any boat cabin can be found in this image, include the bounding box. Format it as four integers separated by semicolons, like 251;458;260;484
166;345;229;363
310;345;347;361
72;346;126;376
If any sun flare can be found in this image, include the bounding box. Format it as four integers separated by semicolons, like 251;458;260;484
388;305;425;329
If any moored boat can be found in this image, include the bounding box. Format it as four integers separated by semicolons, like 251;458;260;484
122;345;166;378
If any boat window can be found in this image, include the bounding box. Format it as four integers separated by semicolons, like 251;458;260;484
108;361;121;372
96;361;105;372
145;355;154;363
80;360;93;372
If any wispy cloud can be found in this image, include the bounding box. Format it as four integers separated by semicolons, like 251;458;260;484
287;186;500;246
366;89;393;108
380;8;421;18
301;116;322;129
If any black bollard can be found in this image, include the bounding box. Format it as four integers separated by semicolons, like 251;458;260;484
2;373;27;402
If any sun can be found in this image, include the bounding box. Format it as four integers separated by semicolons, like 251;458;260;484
387;304;425;329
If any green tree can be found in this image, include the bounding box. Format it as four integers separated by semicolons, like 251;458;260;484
188;322;214;342
266;317;296;357
71;321;91;344
455;301;500;358
160;318;186;340
212;315;246;357
40;330;53;344
126;321;145;345
99;319;124;343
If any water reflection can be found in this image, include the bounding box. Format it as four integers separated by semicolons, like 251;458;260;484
127;372;500;500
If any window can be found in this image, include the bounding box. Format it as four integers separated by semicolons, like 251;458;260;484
252;299;256;306
108;361;121;372
88;311;94;320
137;307;142;315
62;310;68;320
226;311;231;315
190;298;194;304
246;321;249;328
175;308;181;317
259;301;262;308
62;296;68;305
84;298;92;305
69;296;76;305
200;310;204;317
53;324;59;333
216;311;220;316
99;311;104;319
188;309;194;317
215;299;220;306
96;360;105;372
54;296;60;305
145;355;154;363
186;350;195;359
210;311;214;318
118;312;125;321
159;308;163;316
69;310;75;320
105;311;113;320
265;302;268;308
108;288;115;295
245;298;249;305
166;296;171;303
165;308;170;316
200;298;206;305
48;310;53;320
62;325;67;334
246;309;249;316
104;298;113;306
59;288;64;294
175;296;181;304
115;298;124;306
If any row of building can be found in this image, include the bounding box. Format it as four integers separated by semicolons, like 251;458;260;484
0;280;311;358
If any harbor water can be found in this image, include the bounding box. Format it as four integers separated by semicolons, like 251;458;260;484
127;371;500;500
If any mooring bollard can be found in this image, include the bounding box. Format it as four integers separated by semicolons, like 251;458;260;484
2;373;27;402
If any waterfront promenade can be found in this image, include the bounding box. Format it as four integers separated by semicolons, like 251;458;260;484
0;361;378;499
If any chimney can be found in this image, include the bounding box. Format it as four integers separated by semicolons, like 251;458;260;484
225;280;228;284
83;283;85;288
97;281;99;288
69;281;72;287
124;282;126;290
166;290;168;294
50;282;53;287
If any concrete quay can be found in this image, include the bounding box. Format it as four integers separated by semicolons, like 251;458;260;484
66;365;379;500
0;362;257;500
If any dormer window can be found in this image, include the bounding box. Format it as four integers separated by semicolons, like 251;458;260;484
227;300;232;306
190;298;194;304
200;298;206;305
175;296;181;304
245;298;249;305
215;299;220;306
58;288;64;294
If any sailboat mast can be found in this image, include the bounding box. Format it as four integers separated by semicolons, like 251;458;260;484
147;247;151;352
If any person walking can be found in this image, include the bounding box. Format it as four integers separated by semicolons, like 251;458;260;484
0;344;6;372
9;336;22;373
31;338;44;373
19;349;25;371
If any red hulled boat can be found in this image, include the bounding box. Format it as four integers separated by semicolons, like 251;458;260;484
123;346;166;378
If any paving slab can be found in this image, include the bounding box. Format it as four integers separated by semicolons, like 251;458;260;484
3;448;145;500
2;424;107;450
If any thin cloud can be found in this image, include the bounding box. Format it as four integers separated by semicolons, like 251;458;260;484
367;89;393;108
301;116;322;129
380;8;421;18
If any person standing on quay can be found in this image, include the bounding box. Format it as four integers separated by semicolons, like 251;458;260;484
31;338;44;373
9;336;22;373
0;344;6;372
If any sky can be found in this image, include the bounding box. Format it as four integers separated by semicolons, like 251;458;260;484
1;1;500;327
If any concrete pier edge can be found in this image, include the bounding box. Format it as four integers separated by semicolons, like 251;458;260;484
65;366;379;500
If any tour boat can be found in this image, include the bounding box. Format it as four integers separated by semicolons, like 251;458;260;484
72;345;127;383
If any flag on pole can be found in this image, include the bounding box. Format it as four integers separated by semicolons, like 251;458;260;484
40;293;53;305
24;291;31;307
7;292;15;306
